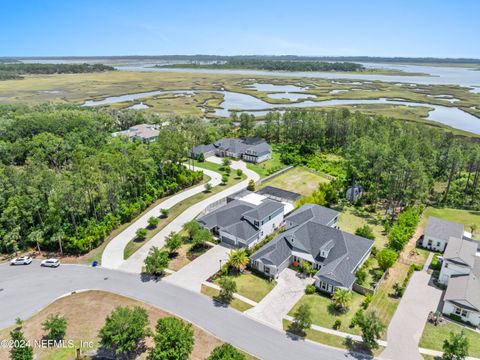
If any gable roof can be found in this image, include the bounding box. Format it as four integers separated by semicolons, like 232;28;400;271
444;237;477;267
242;199;284;221
251;206;373;288
444;266;480;312
286;204;339;227
197;200;255;230
192;143;215;156
425;217;464;242
223;221;259;241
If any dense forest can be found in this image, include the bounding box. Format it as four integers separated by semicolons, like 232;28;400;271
0;104;478;255
234;110;480;211
0;63;115;80
0;105;203;254
161;59;364;72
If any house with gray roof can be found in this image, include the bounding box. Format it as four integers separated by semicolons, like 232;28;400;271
197;198;284;248
191;137;272;163
422;216;465;252
250;204;373;294
439;236;480;327
112;123;160;142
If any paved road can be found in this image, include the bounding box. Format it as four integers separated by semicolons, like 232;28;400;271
102;165;222;269
381;262;442;360
118;159;260;273
246;269;313;329
0;262;358;360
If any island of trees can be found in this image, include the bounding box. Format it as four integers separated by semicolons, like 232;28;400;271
159;59;365;72
0;63;115;80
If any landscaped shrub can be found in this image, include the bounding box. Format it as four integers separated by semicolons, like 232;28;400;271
388;207;422;252
355;268;367;285
361;293;373;309
305;284;316;294
333;319;342;330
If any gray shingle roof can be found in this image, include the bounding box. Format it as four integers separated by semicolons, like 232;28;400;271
251;204;373;288
197;200;255;230
192;143;215;156
214;138;248;154
242;199;284;221
425;217;464;242
444;262;480;312
223;221;259;242
286;204;339;227
444;237;477;267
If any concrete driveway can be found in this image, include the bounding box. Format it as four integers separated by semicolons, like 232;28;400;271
102;165;222;269
381;263;443;360
164;244;230;292
245;268;314;329
118;160;259;273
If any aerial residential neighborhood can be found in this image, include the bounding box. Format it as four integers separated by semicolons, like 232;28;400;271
1;2;480;360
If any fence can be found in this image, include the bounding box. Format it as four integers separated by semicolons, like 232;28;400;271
257;166;294;184
353;269;388;295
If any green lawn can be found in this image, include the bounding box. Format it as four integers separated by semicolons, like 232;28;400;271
214;272;276;303
337;206;389;249
282;320;383;356
419;322;480;357
288;292;365;335
259;167;330;197
123;168;245;260
201;284;253;312
246;150;286;178
421;207;480;240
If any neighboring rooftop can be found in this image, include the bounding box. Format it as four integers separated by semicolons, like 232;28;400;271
444;237;478;267
242;199;284;221
444;266;480;312
112;123;160;141
425;216;465;242
257;186;302;203
286;203;339;227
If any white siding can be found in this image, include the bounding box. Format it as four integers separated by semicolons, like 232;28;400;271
442;301;480;327
439;260;471;284
422;235;448;252
258;211;283;238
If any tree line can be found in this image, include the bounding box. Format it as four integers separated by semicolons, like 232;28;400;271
236;109;480;211
161;59;365;72
0;63;115;80
0;105;203;254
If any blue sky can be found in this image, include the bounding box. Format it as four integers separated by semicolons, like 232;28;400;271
2;0;479;58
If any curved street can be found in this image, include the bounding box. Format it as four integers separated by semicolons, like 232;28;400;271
102;164;222;269
0;262;357;360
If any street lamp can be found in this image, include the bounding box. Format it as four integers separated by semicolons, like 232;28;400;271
219;259;222;271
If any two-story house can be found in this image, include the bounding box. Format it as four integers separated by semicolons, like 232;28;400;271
439;236;480;327
197;198;285;248
250;204;373;294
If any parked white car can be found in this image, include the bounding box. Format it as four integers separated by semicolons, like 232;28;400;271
10;256;33;265
41;258;60;268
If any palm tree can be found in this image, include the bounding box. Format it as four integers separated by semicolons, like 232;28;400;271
332;288;353;312
227;249;249;272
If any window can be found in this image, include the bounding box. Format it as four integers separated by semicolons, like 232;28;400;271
427;239;433;246
445;263;449;268
436;242;441;247
454;307;468;317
